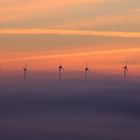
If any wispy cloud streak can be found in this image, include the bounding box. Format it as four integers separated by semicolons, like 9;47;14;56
0;47;140;62
0;28;140;38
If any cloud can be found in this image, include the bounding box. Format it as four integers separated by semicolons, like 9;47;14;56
0;0;108;23
0;28;140;38
52;14;140;30
0;47;140;62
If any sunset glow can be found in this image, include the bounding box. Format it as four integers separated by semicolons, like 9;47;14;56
0;0;139;74
1;1;140;139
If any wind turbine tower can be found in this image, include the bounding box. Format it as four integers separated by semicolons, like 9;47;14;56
123;60;129;79
23;64;28;83
85;61;90;80
58;61;64;81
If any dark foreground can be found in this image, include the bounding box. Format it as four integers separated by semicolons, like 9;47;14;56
0;72;140;140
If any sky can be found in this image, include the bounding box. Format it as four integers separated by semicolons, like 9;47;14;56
0;0;140;74
0;1;140;139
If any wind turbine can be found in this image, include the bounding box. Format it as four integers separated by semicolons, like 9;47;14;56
85;61;90;80
58;60;64;81
23;64;28;83
123;60;129;79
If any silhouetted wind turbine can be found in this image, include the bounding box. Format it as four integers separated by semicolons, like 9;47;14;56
123;60;129;79
58;61;64;81
85;61;90;80
23;64;28;83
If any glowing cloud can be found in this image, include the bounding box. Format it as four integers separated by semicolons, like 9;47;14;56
0;47;140;62
0;28;140;38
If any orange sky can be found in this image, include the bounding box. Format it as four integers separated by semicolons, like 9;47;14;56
0;0;140;74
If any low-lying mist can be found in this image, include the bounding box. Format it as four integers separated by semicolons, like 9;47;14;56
0;71;140;140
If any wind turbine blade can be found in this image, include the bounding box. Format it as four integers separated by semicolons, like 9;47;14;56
85;60;88;67
59;57;62;65
125;58;128;66
126;68;130;77
90;65;94;71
